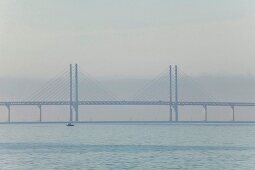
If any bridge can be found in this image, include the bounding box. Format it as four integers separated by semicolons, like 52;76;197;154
1;64;255;123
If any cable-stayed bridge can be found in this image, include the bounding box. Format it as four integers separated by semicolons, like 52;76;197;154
1;64;255;123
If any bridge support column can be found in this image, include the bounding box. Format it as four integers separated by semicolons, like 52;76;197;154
174;65;179;121
37;105;42;122
169;65;172;121
231;106;235;121
69;64;73;122
203;105;207;121
75;63;79;122
6;105;10;123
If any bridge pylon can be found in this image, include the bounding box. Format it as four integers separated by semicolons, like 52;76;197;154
174;65;179;121
74;63;79;122
68;64;79;123
169;65;173;121
69;64;73;122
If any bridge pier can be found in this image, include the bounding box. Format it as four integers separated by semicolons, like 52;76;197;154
203;105;208;121
5;105;10;123
169;106;173;122
37;105;42;122
231;106;235;121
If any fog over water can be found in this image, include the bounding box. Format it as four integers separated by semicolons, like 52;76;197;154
0;0;255;121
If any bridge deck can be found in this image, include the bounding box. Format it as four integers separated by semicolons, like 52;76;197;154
0;101;255;106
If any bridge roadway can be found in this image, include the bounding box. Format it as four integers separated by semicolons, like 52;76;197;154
1;100;255;107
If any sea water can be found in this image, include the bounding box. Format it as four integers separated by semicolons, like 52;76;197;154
0;123;255;169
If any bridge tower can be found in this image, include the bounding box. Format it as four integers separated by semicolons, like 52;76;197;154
169;65;173;121
74;63;79;122
174;65;179;121
69;64;73;122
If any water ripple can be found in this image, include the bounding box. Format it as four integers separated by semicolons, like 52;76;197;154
0;143;254;153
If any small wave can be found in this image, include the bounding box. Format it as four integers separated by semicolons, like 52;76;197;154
0;143;253;153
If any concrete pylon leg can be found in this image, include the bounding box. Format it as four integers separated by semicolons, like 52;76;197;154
174;65;179;122
169;65;172;122
75;64;79;122
69;64;73;122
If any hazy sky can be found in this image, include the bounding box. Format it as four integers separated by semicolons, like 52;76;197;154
1;0;255;78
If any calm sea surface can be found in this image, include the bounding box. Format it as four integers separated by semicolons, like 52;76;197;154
1;123;255;169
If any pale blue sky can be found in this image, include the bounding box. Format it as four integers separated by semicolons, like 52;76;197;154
1;0;255;78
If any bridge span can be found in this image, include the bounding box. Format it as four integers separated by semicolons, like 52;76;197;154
1;100;255;106
1;64;255;123
1;100;254;123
